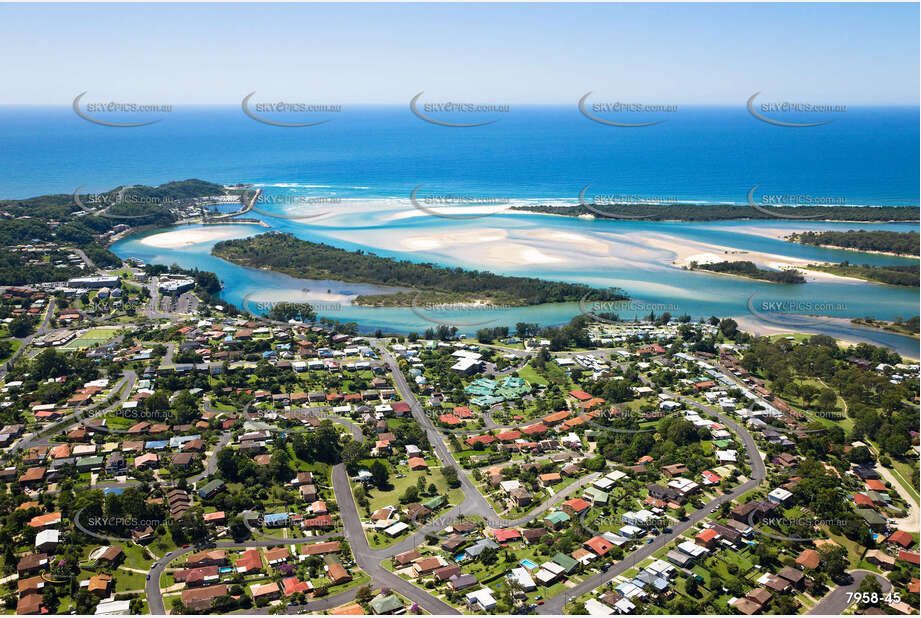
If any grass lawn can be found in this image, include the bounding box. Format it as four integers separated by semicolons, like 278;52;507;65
316;572;371;597
0;339;21;361
516;363;549;387
367;528;408;550
115;568;148;592
122;543;153;570
285;445;332;481
359;462;462;513
60;327;122;350
825;530;867;569
149;529;180;558
888;457;920;504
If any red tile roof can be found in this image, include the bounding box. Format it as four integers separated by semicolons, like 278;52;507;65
888;531;914;548
493;528;521;543
466;434;496;446
563;498;591;513
853;493;874;507
521;423;548;436
898;551;920;565
543;410;570;424
235;549;261;572
696;528;719;543
796;549;821;570
407;457;428;469
584;536;613;556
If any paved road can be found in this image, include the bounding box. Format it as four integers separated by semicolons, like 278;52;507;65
378;348;495;517
537;386;768;614
151;343;770;615
146;415;366;615
143;277;187;320
379;347;600;529
189;431;232;483
145;532;339;615
3;369;138;461
331;463;460;615
0;298;55;379
808;570;892;615
71;247;96;270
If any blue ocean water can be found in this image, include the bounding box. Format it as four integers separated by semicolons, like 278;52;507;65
1;105;918;356
0;105;917;204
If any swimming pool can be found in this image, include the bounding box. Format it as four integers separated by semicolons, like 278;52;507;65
520;559;538;569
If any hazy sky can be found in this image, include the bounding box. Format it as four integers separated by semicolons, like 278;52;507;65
1;3;918;105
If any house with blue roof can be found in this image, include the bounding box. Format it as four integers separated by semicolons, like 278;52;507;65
145;440;168;450
460;538;500;561
169;435;201;448
264;512;289;527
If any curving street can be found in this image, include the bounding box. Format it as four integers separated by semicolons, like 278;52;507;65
145;344;838;617
807;570;893;615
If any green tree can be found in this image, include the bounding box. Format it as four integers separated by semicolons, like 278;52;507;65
369;460;389;488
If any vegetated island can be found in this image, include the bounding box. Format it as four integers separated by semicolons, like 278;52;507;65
851;316;920;338
212;232;628;307
805;262;919;287
686;260;806;284
511;203;920;222
787;230;920;256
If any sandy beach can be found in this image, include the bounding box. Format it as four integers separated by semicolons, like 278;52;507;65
621;231;868;283
140;226;250;249
316;209;874;283
734;315;920;360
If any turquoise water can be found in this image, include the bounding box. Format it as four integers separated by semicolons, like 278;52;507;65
111;210;920;358
1;105;914;356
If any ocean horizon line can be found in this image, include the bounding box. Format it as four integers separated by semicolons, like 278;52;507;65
1;102;919;110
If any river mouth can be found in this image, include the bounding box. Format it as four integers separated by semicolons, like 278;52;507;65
110;212;920;359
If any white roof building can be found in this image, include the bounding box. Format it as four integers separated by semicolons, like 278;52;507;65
614;598;636;614
593;477;616;491
465;588;496;610
384;521;409;537
94;600;132;615
667;477;699;494
35;529;60;549
450;357;481;373
768;487;794;503
677;540;708;557
584;598;615;615
509;567;536;591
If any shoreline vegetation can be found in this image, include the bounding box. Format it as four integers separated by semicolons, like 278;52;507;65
805;262;919;288
685;260;806;284
211;232;628;307
0;178;230;283
786;230;920;256
510;203;920;222
851;317;920;339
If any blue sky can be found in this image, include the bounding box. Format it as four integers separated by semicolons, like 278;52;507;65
1;3;917;104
